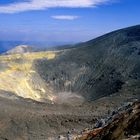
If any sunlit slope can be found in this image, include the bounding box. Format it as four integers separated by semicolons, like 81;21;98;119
0;51;60;102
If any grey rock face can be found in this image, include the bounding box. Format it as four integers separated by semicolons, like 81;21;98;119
35;25;140;101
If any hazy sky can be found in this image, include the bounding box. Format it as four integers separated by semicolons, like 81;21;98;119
0;0;140;43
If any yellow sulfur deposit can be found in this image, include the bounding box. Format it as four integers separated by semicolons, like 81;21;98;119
0;51;59;102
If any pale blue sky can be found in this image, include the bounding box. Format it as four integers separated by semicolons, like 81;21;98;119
0;0;140;43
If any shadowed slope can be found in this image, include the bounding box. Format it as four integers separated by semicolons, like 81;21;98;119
35;25;140;101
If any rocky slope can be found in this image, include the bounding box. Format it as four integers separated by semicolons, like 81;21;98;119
0;26;140;103
0;25;139;103
35;25;140;102
75;101;140;140
0;25;139;139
